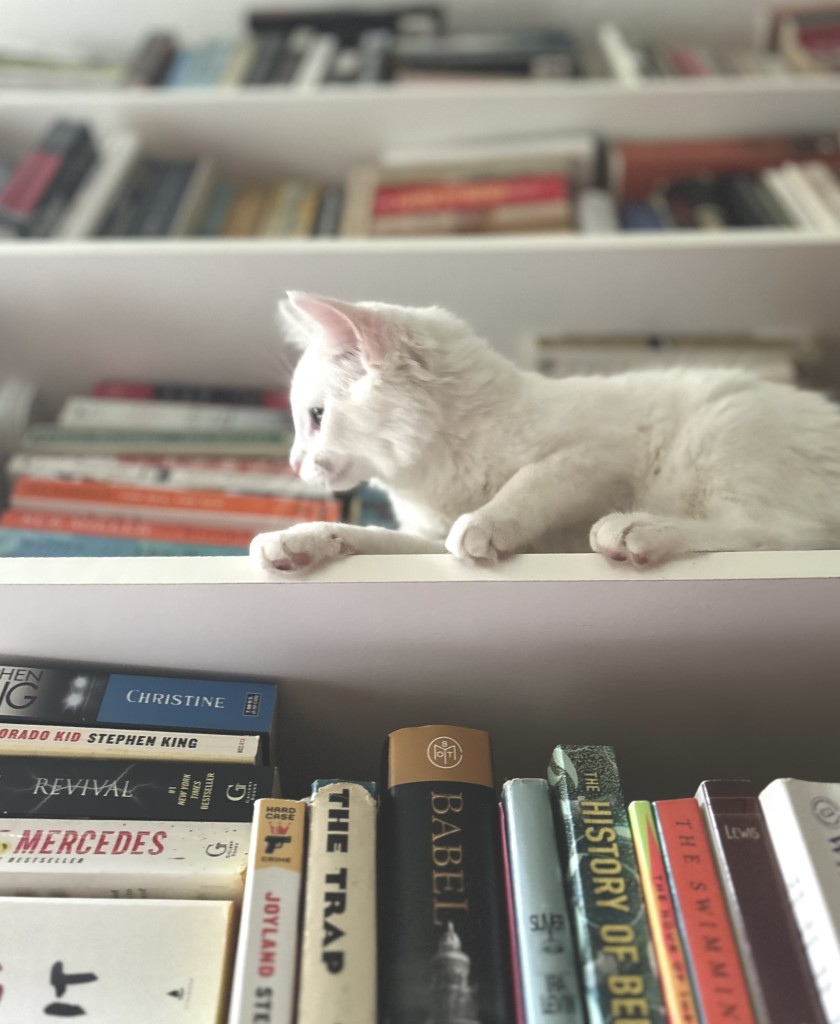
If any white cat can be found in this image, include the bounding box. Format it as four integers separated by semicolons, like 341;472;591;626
250;291;840;572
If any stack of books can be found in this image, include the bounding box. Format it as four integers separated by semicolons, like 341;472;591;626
0;380;342;557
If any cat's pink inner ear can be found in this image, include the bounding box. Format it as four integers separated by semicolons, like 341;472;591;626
286;293;391;367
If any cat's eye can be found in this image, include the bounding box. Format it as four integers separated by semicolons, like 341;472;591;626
309;407;324;429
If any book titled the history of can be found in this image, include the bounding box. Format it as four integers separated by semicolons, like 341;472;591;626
627;800;699;1024
0;721;263;762
0;755;278;822
378;724;514;1023
0;662;281;760
0;896;235;1022
227;798;307;1024
696;779;827;1024
759;776;840;1022
0;817;249;900
547;744;666;1024
296;780;378;1024
500;777;585;1024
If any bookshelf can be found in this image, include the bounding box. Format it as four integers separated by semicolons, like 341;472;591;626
2;13;840;803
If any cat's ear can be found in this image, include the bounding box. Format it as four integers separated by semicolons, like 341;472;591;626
282;291;393;368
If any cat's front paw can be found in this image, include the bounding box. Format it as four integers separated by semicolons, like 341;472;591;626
250;522;356;574
590;512;680;568
445;512;517;564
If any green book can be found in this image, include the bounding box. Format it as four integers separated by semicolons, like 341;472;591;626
547;744;666;1024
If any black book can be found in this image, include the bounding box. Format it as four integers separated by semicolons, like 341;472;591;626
243;31;288;83
717;173;793;227
378;724;514;1024
0;755;279;821
249;5;445;45
95;158;160;236
135;159;196;236
124;31;178;85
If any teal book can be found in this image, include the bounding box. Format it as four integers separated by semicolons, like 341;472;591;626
501;778;586;1023
547;744;666;1024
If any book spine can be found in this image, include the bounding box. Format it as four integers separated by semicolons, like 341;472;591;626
374;173;569;216
90;381;290;408
57;396;291;432
653;797;756;1023
296;781;378;1023
696;779;827;1024
0;722;262;763
379;724;514;1023
759;777;840;1022
21;424;293;457
0;756;277;821
0;818;249;899
500;778;586;1024
227;798;306;1024
627;800;699;1024
547;744;666;1024
0;527;246;557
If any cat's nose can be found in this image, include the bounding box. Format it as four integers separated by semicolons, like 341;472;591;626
289;454;302;475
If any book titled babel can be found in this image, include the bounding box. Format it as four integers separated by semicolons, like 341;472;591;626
0;896;234;1023
0;661;281;761
296;780;378;1024
378;724;514;1023
547;744;666;1024
695;779;826;1024
227;798;307;1024
0;817;249;899
0;755;278;821
759;777;840;1022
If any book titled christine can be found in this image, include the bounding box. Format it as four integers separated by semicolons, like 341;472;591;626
0;661;281;759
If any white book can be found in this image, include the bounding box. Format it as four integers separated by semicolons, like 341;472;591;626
597;21;644;85
576;187;620;233
761;165;827;231
778;160;840;233
291;31;341;86
759;777;840;1023
295;780;378;1023
0;720;262;762
59;130;142;238
227;798;306;1024
57;395;291;433
0;896;235;1022
799;160;840;226
0;818;249;899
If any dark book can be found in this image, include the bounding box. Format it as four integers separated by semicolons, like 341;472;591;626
249;6;446;45
135;159;196;236
313;183;346;236
0;662;281;762
695;779;827;1024
356;27;396;81
91;379;289;407
620;200;664;230
378;724;514;1024
0;755;278;821
243;31;288;83
393;29;577;76
716;173;793;227
95;158;160;236
124;31;178;85
0;121;97;237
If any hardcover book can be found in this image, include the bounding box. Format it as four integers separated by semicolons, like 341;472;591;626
0;755;279;821
378;724;514;1023
227;798;307;1024
653;797;756;1024
547;744;666;1024
696;779;827;1024
296;780;378;1023
0;896;235;1022
0;817;249;899
500;777;585;1023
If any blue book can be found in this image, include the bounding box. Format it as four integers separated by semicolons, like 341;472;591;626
0;663;280;761
0;528;245;557
501;778;586;1024
620;201;664;230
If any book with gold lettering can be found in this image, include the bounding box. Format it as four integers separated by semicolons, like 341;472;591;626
227;798;307;1024
378;724;514;1024
295;780;378;1023
547;744;666;1024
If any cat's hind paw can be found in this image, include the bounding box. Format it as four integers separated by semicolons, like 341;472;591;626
590;512;683;568
445;512;517;564
250;522;356;574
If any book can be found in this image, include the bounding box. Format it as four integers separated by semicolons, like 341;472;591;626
0;896;234;1022
654;797;756;1024
378;724;514;1023
695;779;826;1024
0;754;279;821
124;31;178;86
0;721;262;762
0;661;281;761
227;798;307;1024
0;817;249;899
90;381;290;408
19;422;294;457
223;184;273;234
500;777;586;1023
9;476;341;532
295;780;378;1023
95;156;162;236
58;129;142;238
627;800;699;1024
56;393;290;432
759;777;840;1021
0;527;248;557
546;744;666;1024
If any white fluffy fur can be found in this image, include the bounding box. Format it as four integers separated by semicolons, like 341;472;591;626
251;291;840;572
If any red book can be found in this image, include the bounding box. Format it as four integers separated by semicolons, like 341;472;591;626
654;798;757;1024
374;173;569;216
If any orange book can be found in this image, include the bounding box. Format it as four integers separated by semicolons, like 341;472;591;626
10;476;341;532
654;798;756;1024
374;173;569;216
